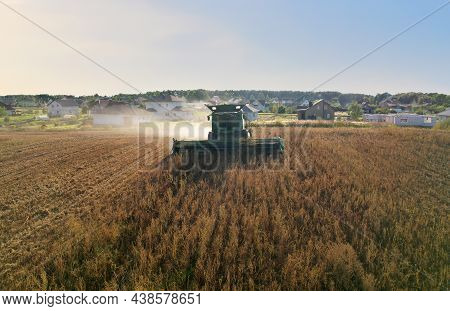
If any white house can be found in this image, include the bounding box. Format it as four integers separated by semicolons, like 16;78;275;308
92;100;154;126
144;95;199;120
242;104;259;121
145;95;186;111
47;99;80;117
384;113;436;127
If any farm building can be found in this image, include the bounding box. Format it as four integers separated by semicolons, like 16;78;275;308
47;99;80;117
297;99;335;120
242;104;259;121
437;109;450;121
363;114;387;122
92;100;153;126
384;114;436;127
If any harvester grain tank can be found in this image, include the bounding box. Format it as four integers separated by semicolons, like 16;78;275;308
172;104;284;164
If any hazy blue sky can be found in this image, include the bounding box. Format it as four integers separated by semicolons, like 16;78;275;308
0;0;449;95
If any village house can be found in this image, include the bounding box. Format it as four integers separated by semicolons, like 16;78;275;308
145;95;186;110
92;100;153;126
297;99;335;120
250;100;267;112
144;95;192;120
437;109;450;121
222;99;259;121
242;104;259;121
379;97;411;113
47;99;80;117
384;113;436;127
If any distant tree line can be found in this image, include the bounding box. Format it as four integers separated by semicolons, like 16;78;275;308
2;90;449;114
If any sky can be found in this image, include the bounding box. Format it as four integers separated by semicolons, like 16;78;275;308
0;0;449;96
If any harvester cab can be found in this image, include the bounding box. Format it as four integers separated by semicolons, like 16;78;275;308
206;104;251;141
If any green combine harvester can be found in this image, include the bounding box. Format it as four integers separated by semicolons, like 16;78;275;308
172;104;284;167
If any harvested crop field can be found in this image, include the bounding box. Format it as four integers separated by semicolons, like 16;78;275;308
0;128;448;290
0;131;169;285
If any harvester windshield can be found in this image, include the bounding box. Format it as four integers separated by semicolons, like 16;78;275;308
211;112;244;136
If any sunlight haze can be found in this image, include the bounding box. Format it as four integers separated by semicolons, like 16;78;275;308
0;0;449;95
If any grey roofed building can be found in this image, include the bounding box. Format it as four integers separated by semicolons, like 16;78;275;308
437;108;450;120
56;99;81;107
297;99;335;120
47;98;81;117
242;104;259;112
242;104;259;121
47;98;82;108
250;100;266;112
379;97;411;112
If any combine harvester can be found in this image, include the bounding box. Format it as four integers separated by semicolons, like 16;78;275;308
172;104;284;170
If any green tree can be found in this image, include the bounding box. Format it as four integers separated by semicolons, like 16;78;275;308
413;106;425;115
348;102;362;120
277;106;286;114
0;107;7;117
375;107;389;114
285;106;297;114
186;89;209;102
269;103;278;113
374;92;391;104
